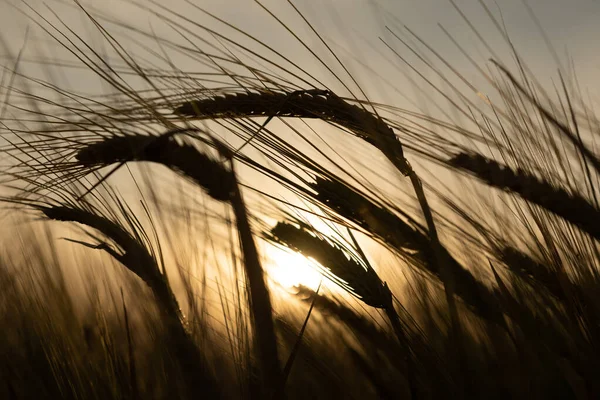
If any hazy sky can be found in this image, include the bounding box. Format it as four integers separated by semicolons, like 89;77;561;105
2;0;599;107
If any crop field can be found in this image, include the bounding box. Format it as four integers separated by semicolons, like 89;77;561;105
1;1;599;399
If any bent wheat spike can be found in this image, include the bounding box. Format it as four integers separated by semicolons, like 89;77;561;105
293;285;396;345
75;134;236;202
500;246;567;301
269;221;391;308
268;221;418;398
450;153;600;241
40;205;167;294
37;203;221;399
175;89;411;174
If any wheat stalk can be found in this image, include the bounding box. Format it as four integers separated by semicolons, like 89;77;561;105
226;160;283;396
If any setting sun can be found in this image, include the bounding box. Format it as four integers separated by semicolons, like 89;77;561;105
264;245;322;291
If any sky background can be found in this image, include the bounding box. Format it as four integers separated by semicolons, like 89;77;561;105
2;0;599;108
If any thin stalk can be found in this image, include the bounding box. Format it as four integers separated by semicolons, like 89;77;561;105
229;158;282;397
389;155;467;398
274;281;322;399
383;299;419;400
347;227;418;399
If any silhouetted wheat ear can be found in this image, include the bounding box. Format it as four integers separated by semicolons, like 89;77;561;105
450;153;600;241
40;206;162;287
293;285;399;345
174;89;410;174
310;176;428;253
271;224;421;396
39;205;182;311
310;176;503;324
269;222;392;309
499;246;567;301
75;134;235;202
38;203;221;398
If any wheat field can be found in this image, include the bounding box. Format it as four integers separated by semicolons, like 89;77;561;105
1;1;599;399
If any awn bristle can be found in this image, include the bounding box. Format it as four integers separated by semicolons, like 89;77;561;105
450;153;600;241
270;222;392;309
75;134;235;202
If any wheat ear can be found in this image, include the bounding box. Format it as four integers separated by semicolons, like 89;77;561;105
37;203;220;399
268;221;419;398
450;152;600;241
310;177;503;325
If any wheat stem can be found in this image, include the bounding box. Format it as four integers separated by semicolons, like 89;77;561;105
227;157;283;396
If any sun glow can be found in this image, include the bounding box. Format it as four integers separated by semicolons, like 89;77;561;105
265;246;322;291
